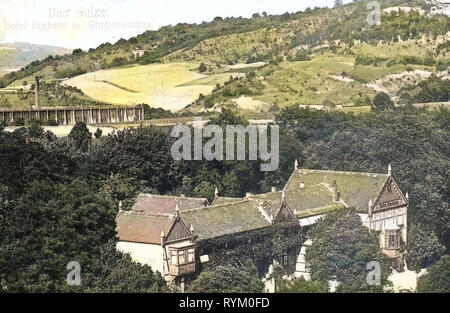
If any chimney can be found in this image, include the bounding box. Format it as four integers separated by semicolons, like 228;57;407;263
214;187;219;198
118;200;123;213
271;187;277;193
368;199;373;216
34;76;40;108
282;190;286;202
405;191;409;202
190;224;195;236
388;164;392;176
245;192;252;198
295;159;299;170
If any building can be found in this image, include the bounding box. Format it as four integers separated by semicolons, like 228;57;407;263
116;163;408;288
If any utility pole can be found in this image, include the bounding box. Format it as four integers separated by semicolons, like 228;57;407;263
34;76;40;108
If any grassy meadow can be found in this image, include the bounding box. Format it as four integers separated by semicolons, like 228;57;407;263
63;63;241;111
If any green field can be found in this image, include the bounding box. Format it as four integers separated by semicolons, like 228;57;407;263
252;54;373;107
63;63;241;111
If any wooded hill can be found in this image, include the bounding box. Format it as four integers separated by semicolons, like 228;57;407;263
0;0;449;114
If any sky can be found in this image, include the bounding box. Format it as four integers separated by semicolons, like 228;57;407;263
0;0;349;49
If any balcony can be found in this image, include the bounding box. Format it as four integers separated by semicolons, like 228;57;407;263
170;262;196;276
168;243;196;276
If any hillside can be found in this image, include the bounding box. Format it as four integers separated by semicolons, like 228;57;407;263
0;42;71;76
0;0;449;116
63;63;244;111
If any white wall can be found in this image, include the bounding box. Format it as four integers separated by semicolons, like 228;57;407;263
116;241;165;275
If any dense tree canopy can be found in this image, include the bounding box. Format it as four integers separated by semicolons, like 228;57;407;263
188;265;264;293
372;92;395;111
406;224;446;271
277;277;329;293
306;208;392;292
417;255;450;293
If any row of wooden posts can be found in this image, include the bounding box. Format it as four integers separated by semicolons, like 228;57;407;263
0;106;144;125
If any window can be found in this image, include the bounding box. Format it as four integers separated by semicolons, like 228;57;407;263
169;247;195;266
388;235;396;248
178;250;186;265
187;249;195;263
385;231;398;248
171;250;177;265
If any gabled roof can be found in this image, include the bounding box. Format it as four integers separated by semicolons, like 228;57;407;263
274;199;297;223
181;200;271;240
131;194;209;216
116;212;174;244
372;176;407;212
284;169;389;212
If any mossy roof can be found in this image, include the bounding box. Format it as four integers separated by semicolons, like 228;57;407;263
249;188;338;218
284;169;389;212
132;194;209;216
180;200;270;240
211;196;244;206
117;169;389;244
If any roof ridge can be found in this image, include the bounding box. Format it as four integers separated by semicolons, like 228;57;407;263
182;199;255;213
118;211;175;219
283;168;298;191
297;168;388;177
138;193;209;201
216;196;243;200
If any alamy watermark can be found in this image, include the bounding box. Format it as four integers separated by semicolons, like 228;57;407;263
366;261;381;286
66;261;81;286
170;118;279;171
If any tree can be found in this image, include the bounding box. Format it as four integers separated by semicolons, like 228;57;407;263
28;121;45;139
372;92;395;111
0;180;117;292
68;122;92;152
406;224;445;271
94;128;103;139
306;208;391;292
82;241;168;293
417;255;450;293
415;74;450;103
189;265;264;293
277;277;328;293
198;63;207;73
